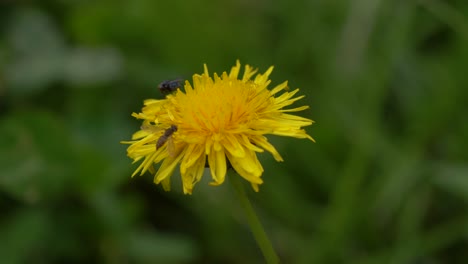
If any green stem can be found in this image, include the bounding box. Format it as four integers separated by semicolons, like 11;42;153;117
229;172;280;264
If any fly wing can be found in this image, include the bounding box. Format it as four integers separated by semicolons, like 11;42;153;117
141;124;166;150
141;124;163;133
166;136;176;157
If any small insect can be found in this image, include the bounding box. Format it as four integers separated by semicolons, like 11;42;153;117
158;79;184;94
156;125;178;154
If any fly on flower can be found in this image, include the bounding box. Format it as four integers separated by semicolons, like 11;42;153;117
122;61;315;194
139;124;177;157
158;79;184;94
156;125;177;154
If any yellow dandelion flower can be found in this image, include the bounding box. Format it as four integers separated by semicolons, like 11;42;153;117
121;61;314;194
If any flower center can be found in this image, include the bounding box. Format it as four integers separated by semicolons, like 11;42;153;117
179;76;255;134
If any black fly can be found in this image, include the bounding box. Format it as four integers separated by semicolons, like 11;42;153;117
158;79;184;94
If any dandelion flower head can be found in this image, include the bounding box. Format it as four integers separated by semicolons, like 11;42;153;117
122;61;314;194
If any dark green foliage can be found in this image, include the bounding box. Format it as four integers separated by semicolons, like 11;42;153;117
1;0;467;263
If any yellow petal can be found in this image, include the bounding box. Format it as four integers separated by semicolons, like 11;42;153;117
154;150;184;184
180;144;204;174
242;64;258;81
226;149;263;185
250;183;259;192
161;176;171;191
281;105;310;112
222;134;245;158
229;60;241;79
270;81;288;96
181;153;206;194
208;147;227;185
250;135;283;162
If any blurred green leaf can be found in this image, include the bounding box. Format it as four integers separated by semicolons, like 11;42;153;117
433;163;468;202
0;209;50;264
7;8;65;55
0;111;75;202
5;8;66;95
127;230;198;263
63;47;123;85
5;54;65;94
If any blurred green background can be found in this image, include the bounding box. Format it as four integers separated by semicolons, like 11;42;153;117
1;0;468;263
